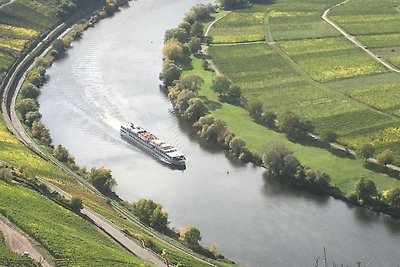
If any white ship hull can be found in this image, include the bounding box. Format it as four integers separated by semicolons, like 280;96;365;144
120;124;186;167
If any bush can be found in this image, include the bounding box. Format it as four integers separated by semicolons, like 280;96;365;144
133;199;169;231
20;83;40;99
87;167;117;196
70;197;83;212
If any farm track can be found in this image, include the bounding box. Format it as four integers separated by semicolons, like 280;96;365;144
322;0;400;74
204;6;400;174
0;218;52;267
0;9;218;267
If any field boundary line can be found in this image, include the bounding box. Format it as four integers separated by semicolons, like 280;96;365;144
204;11;230;37
322;0;400;73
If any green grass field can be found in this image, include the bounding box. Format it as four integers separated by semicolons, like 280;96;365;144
186;57;400;193
206;0;400;164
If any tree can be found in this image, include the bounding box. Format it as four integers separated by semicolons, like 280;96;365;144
0;168;12;183
175;89;195;114
386;188;400;214
52;39;68;57
356;178;378;204
194;115;229;145
217;0;250;10
159;61;182;86
188;37;202;54
70;197;83;212
17;98;38;120
184;3;213;22
162;40;184;62
358;143;374;161
24;111;42;127
177;75;204;92
53;144;75;165
20;83;40;99
180;226;202;249
278;111;314;141
319;130;337;146
259;111;276;128
229;137;246;157
164;28;188;43
211;74;232;96
133;199;169;231
190;21;204;38
248;99;263;120
376;149;394;166
31;121;52;145
87;167;117;195
183;98;208;122
263;141;300;179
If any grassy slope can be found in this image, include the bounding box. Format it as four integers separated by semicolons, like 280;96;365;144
187;56;400;193
0;1;231;266
0;181;153;267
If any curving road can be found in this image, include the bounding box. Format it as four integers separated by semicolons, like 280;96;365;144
322;0;400;73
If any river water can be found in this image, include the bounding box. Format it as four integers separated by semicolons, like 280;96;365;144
38;0;400;266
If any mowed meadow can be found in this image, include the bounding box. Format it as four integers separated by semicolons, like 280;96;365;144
207;0;400;163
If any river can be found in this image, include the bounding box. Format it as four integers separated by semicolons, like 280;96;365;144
38;0;400;266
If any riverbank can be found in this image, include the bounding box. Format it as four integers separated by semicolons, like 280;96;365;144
34;0;400;266
1;1;238;266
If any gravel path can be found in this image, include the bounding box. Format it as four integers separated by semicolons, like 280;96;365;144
0;219;52;267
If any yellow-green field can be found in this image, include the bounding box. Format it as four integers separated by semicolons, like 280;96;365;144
207;0;400;163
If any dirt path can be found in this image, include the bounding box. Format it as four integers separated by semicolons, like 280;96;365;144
322;0;400;73
0;219;52;267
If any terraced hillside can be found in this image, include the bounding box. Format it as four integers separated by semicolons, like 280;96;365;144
207;0;400;162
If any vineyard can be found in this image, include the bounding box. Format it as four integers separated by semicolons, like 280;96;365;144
0;181;153;266
0;230;40;267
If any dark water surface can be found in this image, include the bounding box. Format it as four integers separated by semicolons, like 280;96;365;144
38;1;400;266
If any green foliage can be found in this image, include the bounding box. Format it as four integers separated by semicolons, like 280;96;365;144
0;168;12;183
24;111;42;127
17;98;38;120
163;39;184;62
190;22;204;38
263;141;299;178
184;3;214;23
356;179;378;204
87;167;116;196
319;130;337;146
180;226;202;249
177;75;204;92
188;37;202;54
69;196;83;212
165;28;189;44
386;188;400;215
376;149;394;166
160;61;182;86
358;143;375;160
193;114;230;145
247;99;263;120
211;74;232;96
183;98;208;122
217;0;250;10
53;144;75;165
0;181;151;266
20;83;40;99
31;121;52;145
133;199;169;231
278;111;314;141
